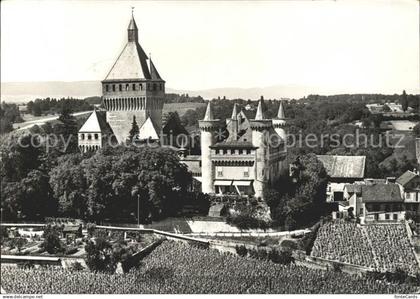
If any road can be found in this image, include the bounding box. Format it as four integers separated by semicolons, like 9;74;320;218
14;110;92;131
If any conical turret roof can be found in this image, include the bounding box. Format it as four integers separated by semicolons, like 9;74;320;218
254;99;266;120
203;102;214;120
277;101;285;119
231;103;238;120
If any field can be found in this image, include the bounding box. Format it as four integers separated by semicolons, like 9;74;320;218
312;221;419;274
1;240;418;294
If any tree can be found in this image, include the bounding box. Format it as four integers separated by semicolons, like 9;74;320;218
0;134;42;182
49;154;87;218
20;170;56;220
128;116;139;143
401;90;408;112
82;146;192;222
42;225;64;254
55;107;78;153
85;237;117;273
413;123;420;138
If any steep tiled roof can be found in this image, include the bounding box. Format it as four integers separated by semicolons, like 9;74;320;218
361;183;403;202
396;170;418;187
317;155;366;179
149;58;163;80
104;42;150;81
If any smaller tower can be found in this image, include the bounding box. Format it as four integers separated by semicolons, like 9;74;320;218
249;97;272;199
199;102;221;194
272;100;287;141
78;110;105;153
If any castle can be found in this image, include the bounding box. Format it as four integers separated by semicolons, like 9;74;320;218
78;14;288;200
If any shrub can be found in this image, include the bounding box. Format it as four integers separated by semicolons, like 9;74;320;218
268;249;294;265
65;247;78;255
85;237;117;274
42;225;64;254
17;261;34;269
86;223;96;237
71;261;84;271
281;239;298;251
235;245;247;257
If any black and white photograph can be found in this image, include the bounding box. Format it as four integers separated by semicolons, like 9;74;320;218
0;0;419;296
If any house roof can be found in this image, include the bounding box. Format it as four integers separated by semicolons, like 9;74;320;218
180;159;201;175
344;184;362;194
396;170;419;186
79;110;109;133
361;183;403;203
317;155;366;179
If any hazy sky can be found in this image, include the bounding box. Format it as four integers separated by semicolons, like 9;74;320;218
1;0;419;94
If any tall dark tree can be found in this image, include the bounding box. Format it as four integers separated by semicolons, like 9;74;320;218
56;107;78;153
401;90;408;112
128;116;139;143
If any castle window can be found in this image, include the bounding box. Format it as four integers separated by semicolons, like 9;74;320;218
393;214;398;220
112;85;116;92
160;83;163;91
244;167;249;177
94;133;99;140
140;83;143;90
385;214;390;220
81;134;85;140
153;83;157;91
126;84;129;91
105;85;109;92
216;167;223;177
246;149;251;154
87;134;92;140
119;84;122;91
132;83;136;91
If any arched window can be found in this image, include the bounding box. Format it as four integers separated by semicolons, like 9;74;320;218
159;83;163;91
105;85;109;92
140;83;143;90
87;134;92;140
153;83;157;91
132;83;136;91
119;84;122;91
112;85;116;92
94;133;99;140
81;133;85;140
126;84;129;91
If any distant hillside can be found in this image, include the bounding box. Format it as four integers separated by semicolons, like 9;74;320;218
1;81;102;103
2;81;419;104
2;81;315;103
